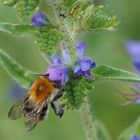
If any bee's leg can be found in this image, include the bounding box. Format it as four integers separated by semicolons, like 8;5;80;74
51;91;65;118
51;102;65;117
53;90;63;101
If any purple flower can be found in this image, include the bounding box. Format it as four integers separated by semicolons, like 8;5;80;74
125;40;140;91
74;57;96;78
74;41;96;78
76;41;87;58
46;65;69;85
31;12;47;27
125;40;140;72
45;51;71;86
131;135;140;140
135;96;140;104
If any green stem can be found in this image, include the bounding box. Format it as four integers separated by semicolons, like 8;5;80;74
80;96;98;140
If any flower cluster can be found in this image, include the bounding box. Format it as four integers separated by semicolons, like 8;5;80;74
44;40;96;87
31;12;96;84
30;11;96;109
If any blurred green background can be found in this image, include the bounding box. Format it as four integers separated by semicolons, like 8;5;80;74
0;0;140;140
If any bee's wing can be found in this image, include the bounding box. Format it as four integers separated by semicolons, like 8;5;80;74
25;117;39;131
8;95;28;120
24;100;48;131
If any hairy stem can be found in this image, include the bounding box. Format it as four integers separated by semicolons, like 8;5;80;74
80;96;98;140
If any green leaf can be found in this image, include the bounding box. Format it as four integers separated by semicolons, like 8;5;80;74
0;49;37;88
35;26;63;54
0;0;18;6
95;120;112;140
0;0;40;20
81;5;118;31
117;117;140;140
93;65;140;82
0;23;37;35
15;0;40;20
62;72;94;110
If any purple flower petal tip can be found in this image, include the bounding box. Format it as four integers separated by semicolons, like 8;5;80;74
51;55;62;65
62;49;71;65
125;40;140;89
131;135;140;140
135;96;140;104
76;41;87;58
133;61;140;72
31;12;47;27
135;83;140;89
125;40;140;62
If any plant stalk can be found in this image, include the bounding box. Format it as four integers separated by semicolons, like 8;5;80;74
80;96;98;140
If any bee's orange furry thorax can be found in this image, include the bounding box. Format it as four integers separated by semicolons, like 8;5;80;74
29;76;54;101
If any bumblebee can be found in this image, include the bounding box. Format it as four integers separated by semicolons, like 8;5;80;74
8;76;65;131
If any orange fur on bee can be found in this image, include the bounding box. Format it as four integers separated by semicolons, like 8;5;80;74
29;76;54;101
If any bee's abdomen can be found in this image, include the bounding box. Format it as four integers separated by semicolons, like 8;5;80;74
39;104;48;121
24;106;33;113
23;100;34;116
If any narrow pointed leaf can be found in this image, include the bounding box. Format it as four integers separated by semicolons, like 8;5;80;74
0;49;37;88
93;65;140;82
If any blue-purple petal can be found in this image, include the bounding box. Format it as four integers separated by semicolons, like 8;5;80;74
133;61;140;72
131;135;140;140
80;57;93;71
74;57;96;78
126;40;140;61
61;67;69;85
45;65;69;85
76;41;87;58
83;70;92;78
62;49;71;65
135;83;140;89
31;12;47;27
125;40;140;90
135;96;140;104
45;65;63;81
74;63;81;73
91;61;96;68
51;55;62;65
